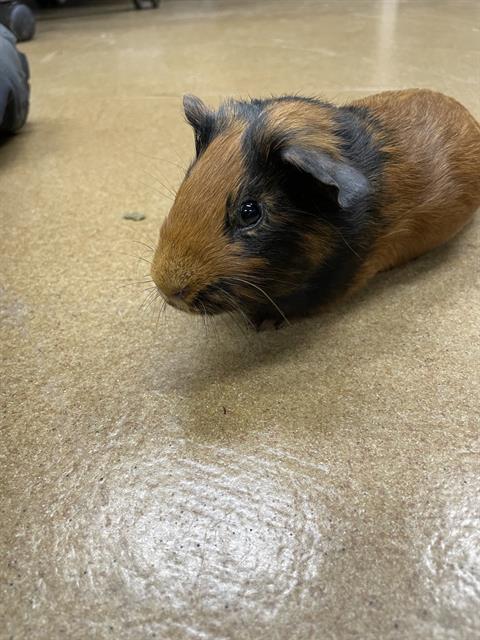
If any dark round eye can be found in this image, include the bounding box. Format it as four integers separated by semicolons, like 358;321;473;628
237;200;263;228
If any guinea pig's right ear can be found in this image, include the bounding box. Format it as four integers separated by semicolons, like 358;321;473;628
281;146;371;210
183;94;215;156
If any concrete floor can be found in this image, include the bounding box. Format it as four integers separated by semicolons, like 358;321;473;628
1;1;479;639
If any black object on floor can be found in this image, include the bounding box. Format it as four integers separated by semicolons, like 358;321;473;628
134;0;159;7
0;23;30;133
36;0;159;8
0;1;36;42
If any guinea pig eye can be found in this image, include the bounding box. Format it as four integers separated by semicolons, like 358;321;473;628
237;200;263;229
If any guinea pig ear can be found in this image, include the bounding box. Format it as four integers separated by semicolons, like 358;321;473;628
183;94;215;155
281;146;371;209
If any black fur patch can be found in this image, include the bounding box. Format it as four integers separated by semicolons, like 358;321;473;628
231;97;387;316
333;104;389;190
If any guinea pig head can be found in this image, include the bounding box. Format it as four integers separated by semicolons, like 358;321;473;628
151;95;371;318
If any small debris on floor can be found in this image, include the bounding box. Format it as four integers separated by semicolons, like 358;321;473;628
222;406;227;415
122;211;146;221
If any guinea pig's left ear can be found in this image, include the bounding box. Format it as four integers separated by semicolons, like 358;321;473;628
183;94;215;155
281;146;371;209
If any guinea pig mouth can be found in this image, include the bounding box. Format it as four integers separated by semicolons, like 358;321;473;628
191;282;234;315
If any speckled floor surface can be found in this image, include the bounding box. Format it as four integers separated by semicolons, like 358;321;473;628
1;1;479;639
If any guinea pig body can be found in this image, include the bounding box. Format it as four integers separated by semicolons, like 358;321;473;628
151;89;480;327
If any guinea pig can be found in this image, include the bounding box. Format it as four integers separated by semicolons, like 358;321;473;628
151;89;480;328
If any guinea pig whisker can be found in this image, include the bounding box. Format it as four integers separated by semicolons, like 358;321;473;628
211;290;249;334
155;303;162;331
115;274;151;282
197;281;253;333
211;310;225;343
133;150;188;173
139;288;158;313
225;292;254;327
137;179;174;202
140;169;177;199
119;253;153;267
131;239;155;253
144;290;158;312
155;297;167;331
118;279;154;289
217;312;246;341
202;304;221;342
225;309;252;338
216;288;255;332
150;292;162;317
333;226;361;259
198;301;210;337
228;277;290;326
230;270;298;291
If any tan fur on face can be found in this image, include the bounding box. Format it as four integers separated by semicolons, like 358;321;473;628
151;124;264;305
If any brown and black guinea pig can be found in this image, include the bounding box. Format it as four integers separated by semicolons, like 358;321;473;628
151;89;480;328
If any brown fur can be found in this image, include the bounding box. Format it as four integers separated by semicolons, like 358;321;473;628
351;89;480;290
